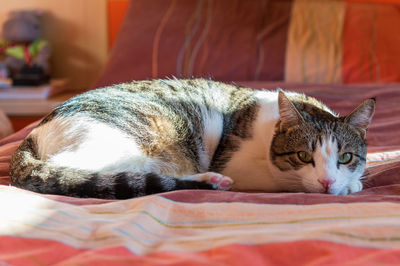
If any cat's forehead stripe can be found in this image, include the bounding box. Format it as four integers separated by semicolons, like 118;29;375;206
316;134;338;158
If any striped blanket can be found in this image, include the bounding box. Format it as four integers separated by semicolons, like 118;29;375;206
1;82;400;265
2;188;400;265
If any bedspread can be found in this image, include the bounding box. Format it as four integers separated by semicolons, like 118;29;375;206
1;82;400;265
2;188;400;265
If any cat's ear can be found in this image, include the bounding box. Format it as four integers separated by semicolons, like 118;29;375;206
344;98;376;136
278;91;304;131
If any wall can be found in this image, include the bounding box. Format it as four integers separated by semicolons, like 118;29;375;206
0;0;109;90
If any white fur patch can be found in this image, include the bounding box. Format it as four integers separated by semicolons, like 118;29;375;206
31;116;162;173
305;135;339;193
199;108;223;171
221;90;282;191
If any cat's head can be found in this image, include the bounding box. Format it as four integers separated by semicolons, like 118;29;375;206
270;91;375;195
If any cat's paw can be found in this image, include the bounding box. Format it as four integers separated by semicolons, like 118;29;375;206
188;172;233;191
207;173;233;191
339;180;363;195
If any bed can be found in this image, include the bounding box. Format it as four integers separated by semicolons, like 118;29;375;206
1;0;400;265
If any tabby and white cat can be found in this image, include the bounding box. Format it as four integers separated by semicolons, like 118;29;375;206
10;79;375;199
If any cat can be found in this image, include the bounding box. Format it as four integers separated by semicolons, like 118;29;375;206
9;78;375;199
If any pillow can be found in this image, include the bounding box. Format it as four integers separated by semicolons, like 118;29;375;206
95;0;291;87
95;0;400;87
285;0;400;83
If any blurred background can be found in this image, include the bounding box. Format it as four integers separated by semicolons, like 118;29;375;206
0;0;128;133
0;0;111;91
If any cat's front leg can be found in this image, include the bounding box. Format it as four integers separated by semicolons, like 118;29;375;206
183;172;233;191
338;180;363;195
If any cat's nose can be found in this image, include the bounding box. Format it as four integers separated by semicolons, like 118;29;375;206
318;178;335;191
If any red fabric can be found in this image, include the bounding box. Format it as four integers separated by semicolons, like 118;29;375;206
95;0;292;88
98;0;400;86
2;236;400;266
343;3;400;83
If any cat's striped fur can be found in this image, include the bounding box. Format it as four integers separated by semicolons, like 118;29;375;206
9;79;375;198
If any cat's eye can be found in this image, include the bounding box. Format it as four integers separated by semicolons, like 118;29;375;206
297;151;313;163
338;152;353;164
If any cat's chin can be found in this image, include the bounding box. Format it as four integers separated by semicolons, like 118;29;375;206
299;180;363;195
336;180;363;195
321;180;363;195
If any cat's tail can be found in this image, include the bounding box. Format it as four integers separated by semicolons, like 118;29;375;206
9;136;216;199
